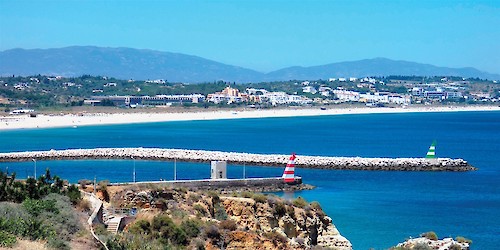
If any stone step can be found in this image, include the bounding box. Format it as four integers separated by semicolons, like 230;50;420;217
106;217;122;234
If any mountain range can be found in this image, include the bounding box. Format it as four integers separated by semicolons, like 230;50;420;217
1;46;499;82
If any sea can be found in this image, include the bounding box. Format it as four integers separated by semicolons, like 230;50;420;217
1;111;499;249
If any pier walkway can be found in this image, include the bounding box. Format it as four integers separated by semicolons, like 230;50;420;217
0;147;476;171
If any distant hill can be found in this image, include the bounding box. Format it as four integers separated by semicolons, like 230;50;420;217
1;46;499;82
265;58;500;81
0;46;263;83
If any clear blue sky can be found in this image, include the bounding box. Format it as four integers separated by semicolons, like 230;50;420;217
1;0;499;74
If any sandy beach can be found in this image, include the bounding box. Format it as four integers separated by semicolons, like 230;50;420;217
1;105;499;130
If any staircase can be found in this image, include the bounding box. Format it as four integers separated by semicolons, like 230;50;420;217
106;217;123;234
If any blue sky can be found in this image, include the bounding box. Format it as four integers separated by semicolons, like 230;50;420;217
1;0;499;74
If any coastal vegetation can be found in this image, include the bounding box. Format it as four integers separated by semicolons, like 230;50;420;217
0;169;86;249
96;184;352;249
0;74;498;110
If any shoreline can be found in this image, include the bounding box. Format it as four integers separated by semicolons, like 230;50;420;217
1;105;499;130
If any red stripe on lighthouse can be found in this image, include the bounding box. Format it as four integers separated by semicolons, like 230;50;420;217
282;153;296;183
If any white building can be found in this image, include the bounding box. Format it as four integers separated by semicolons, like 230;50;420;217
333;90;360;102
360;93;388;103
388;94;411;104
211;161;227;179
302;86;317;94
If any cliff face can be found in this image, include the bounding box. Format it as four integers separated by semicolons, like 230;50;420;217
108;185;352;249
221;196;352;249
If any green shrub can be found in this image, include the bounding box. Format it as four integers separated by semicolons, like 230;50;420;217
0;230;17;247
151;214;187;246
128;219;151;235
241;191;253;198
421;231;438;240
455;236;472;244
273;202;286;217
152;215;174;234
41;194;81;241
309;201;322;210
449;244;462;250
0;202;54;241
180;219;201;238
47;236;70;250
194;204;207;216
214;203;228;221
219;219;237;231
170;226;188;245
252;193;267;203
23;198;58;216
292;196;307;208
189;193;201;202
66;184;81;204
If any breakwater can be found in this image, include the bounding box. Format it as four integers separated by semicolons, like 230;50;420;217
112;177;311;193
0;148;475;171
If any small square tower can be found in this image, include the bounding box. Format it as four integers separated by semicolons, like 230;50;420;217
211;161;227;179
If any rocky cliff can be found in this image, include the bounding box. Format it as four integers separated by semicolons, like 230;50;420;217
106;185;352;249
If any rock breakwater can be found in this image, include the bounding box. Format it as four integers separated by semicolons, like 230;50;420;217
0;147;476;171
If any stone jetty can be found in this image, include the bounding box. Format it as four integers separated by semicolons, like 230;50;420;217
0;148;476;171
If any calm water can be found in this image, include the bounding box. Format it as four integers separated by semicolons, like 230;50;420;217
1;111;499;249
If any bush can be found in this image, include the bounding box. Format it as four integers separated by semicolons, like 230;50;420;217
180;219;201;238
204;225;220;240
188;193;201;202
151;214;188;246
292;196;307;208
0;202;53;241
421;231;438;240
41;194;81;241
152;215;174;234
273;202;286;217
194;204;207;216
66;184;81;204
23;199;58;216
0;230;17;247
264;231;287;245
455;236;472;244
219;219;237;231
252;193;267;203
214;203;228;221
170;226;188;245
449;244;462;250
128;219;151;235
47;236;70;250
241;191;253;198
309;201;322;210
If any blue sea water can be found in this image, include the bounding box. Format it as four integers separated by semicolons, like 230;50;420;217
1;111;499;249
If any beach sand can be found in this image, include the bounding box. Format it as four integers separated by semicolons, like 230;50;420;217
1;105;499;130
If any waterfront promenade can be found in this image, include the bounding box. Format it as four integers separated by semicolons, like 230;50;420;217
0;147;475;171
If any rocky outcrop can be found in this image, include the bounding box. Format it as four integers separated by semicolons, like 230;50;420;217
0;147;476;171
394;236;470;250
109;185;351;249
221;196;352;249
